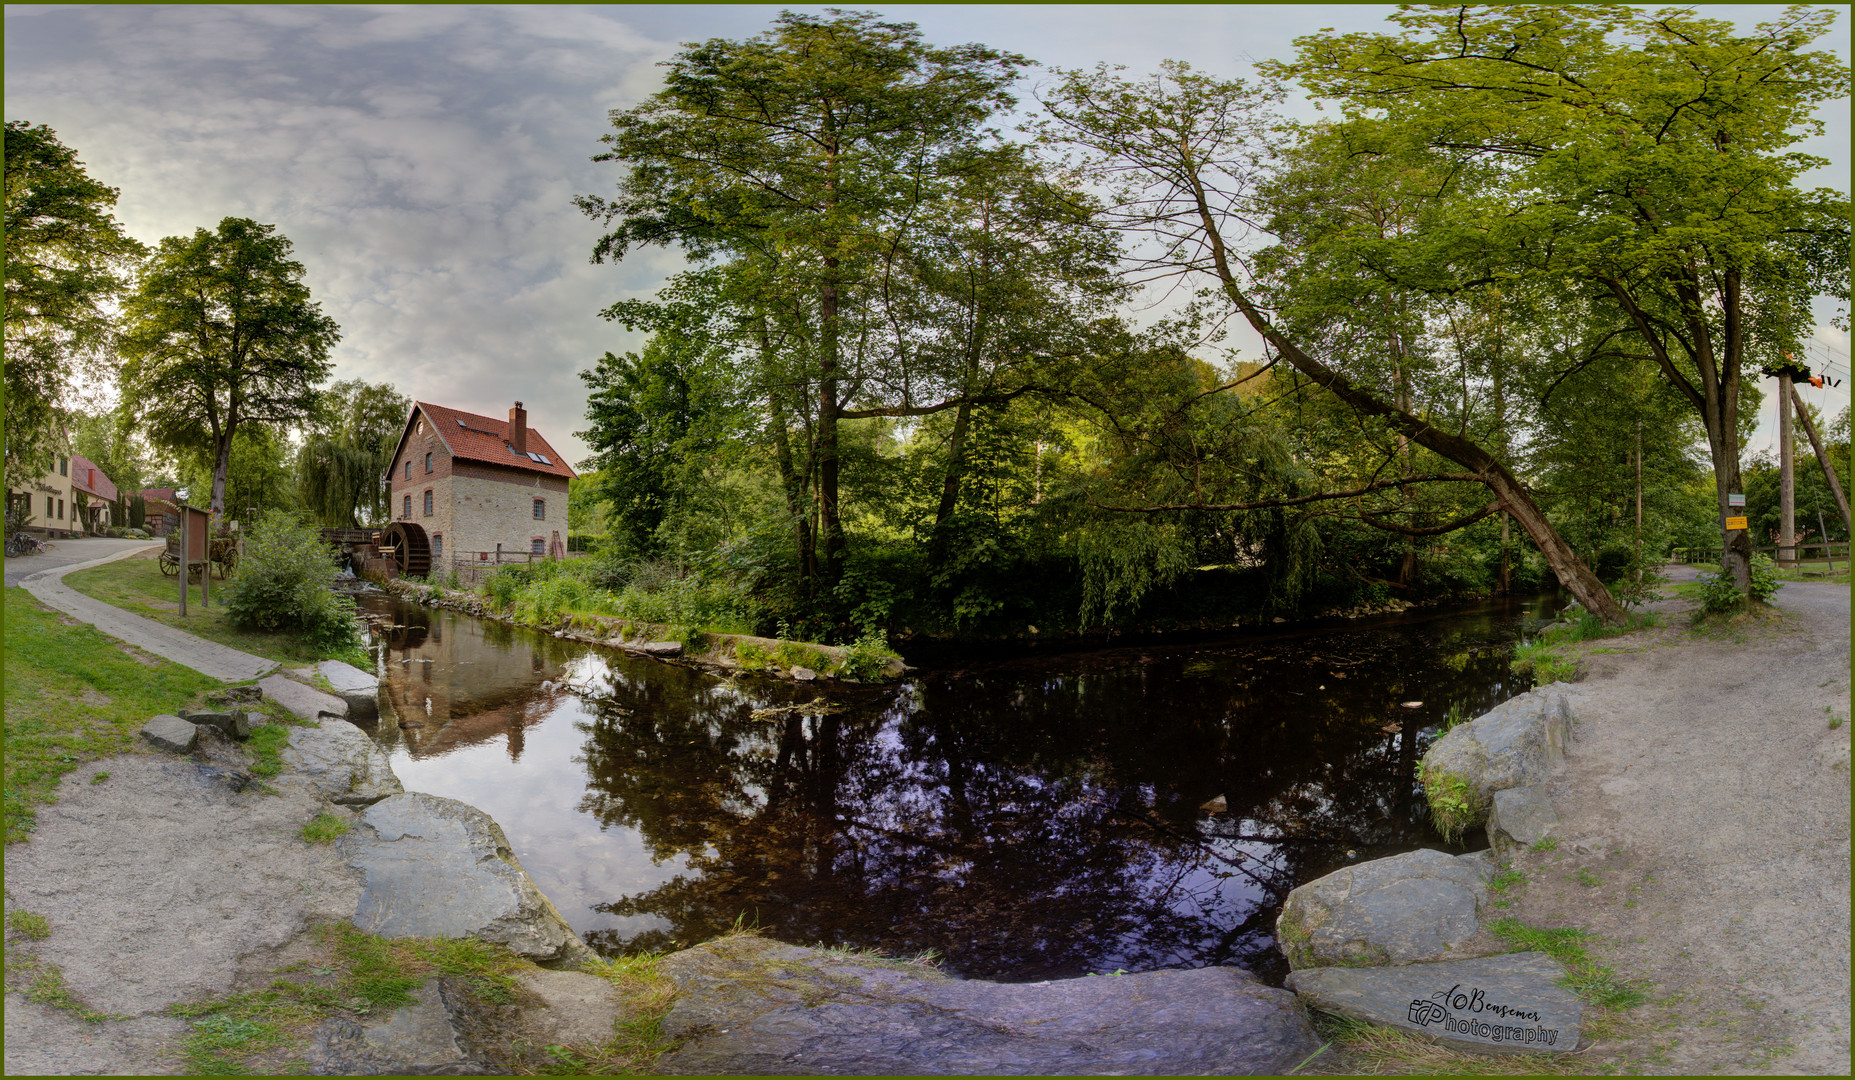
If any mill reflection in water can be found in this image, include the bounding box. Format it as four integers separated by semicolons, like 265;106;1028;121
354;593;1553;986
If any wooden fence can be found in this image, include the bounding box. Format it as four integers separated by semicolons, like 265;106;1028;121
1671;541;1850;573
449;547;583;585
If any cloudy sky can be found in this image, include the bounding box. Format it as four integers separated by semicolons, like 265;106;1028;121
6;4;1848;465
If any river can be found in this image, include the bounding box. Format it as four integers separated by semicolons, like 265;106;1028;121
352;592;1558;986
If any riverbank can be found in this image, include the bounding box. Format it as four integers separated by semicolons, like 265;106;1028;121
1299;571;1851;1075
380;576;908;683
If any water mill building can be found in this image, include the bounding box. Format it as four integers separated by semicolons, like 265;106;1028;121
383;400;576;577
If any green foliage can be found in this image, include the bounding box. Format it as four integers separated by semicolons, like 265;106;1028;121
1422;768;1478;844
840;627;900;681
772;641;831;674
3;121;147;490
1488;917;1649;1011
298;379;409;528
300;811;349;845
1511;638;1578;686
118;217;339;515
1747;553;1782;604
733;640;772;671
7;910;52;940
1696;568;1748;615
221;510;362;655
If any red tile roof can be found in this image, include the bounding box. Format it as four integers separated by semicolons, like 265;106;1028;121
400;402;576;480
69;455;118;503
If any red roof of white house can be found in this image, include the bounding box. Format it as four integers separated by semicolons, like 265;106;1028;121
394;402;576;481
69;455;118;503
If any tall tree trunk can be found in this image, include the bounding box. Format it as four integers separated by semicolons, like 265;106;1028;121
817;265;843;591
210;424;234;518
761;321;813;597
928;398;974;566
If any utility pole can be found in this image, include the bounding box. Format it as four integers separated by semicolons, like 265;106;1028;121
1778;372;1796;566
1791;382;1851;536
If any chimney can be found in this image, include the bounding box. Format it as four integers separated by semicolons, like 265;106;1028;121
509;401;528;456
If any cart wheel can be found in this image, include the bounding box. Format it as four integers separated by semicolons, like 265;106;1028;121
160;553;180;577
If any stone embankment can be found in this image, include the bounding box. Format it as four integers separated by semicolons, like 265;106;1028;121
1274;684;1584;1056
380;578;908;684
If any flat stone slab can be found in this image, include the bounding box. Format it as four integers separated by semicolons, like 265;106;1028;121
1488;784;1559;858
309;981;487;1074
314;659;379;722
342;793;591;965
1278;848;1496;969
634;641;683;656
280;720;403;807
1287;951;1582;1055
258;673;348;722
654;934;1320;1075
1420;685;1575;829
139;714;198;754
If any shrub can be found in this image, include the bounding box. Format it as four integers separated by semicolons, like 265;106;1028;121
1422;768;1479;844
1696;569;1744;614
839;627;900;681
1747;552;1781;603
222;511;363;655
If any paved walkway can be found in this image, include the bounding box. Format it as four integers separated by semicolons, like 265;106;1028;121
14;541;278;682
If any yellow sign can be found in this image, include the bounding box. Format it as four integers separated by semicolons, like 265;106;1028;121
1725;516;1748;531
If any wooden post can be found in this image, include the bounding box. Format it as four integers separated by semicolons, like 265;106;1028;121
1779;373;1796;566
177;504;187;616
1634;419;1643;584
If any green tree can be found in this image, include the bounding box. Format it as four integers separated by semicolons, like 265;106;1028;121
1269;3;1851;598
118;218;339;518
1033;60;1629;621
297;378;410;527
3;121;147;489
580;10;1031;592
175;423;298;523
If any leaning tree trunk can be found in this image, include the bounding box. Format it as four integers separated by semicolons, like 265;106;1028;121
1791;383;1851;534
1183;170;1626;621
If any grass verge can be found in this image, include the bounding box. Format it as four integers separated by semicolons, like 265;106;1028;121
1510;610;1661;688
3;587;218;844
62;551;368;668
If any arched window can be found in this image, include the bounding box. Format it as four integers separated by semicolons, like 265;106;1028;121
432;533;443;557
423;490;433;515
403;494;411;518
425;452;433;473
530;537;544;554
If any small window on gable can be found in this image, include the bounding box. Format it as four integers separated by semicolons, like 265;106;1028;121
405;460;412;480
531;537;544;555
532;498;545;520
418;420;425;435
425;452;433;473
423;489;433;516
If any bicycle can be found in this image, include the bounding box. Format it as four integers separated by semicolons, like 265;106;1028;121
6;533;46;558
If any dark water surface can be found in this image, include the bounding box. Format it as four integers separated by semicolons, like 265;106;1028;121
353;593;1558;985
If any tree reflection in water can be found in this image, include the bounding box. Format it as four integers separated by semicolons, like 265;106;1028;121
569;617;1536;984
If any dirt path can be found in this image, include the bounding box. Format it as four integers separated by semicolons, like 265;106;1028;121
1498;574;1851;1074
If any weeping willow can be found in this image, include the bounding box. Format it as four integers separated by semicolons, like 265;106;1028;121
298;436;388;527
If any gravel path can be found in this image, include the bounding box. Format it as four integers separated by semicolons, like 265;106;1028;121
1504;574;1851;1074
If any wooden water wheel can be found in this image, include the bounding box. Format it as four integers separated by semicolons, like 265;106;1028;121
383;521;432;577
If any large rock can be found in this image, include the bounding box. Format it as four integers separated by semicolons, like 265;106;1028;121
139;714;199;754
1277;849;1497;970
1487;784;1560;860
259;673;348;722
181;710;253;740
315;659;380;723
1420;685;1575;833
634;641;683;656
308;980;497;1074
280;720;403;807
1286;951;1582;1055
342;793;591;965
653;934;1319;1076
